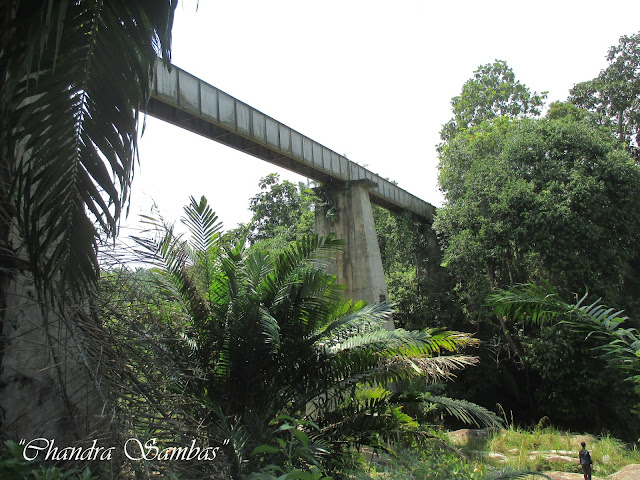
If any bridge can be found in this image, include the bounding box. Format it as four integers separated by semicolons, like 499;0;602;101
145;61;436;306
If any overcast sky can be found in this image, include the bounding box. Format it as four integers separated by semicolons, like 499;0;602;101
129;0;640;232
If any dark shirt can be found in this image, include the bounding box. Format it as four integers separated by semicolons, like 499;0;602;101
579;448;592;465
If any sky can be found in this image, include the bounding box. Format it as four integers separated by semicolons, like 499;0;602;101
128;0;640;233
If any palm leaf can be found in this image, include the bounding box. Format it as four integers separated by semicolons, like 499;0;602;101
261;234;344;305
490;283;640;395
2;0;177;298
490;284;638;360
422;395;503;428
326;328;476;357
310;302;394;345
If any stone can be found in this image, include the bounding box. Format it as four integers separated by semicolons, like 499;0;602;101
606;464;640;479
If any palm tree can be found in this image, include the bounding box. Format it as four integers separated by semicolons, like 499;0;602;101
1;0;177;299
133;196;499;477
0;0;177;441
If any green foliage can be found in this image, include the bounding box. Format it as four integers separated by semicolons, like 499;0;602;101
246;416;332;480
131;196;484;477
436;115;640;318
372;206;463;331
569;31;640;155
435;65;640;432
248;174;317;245
440;60;547;145
517;325;624;426
0;441;94;480
490;283;640;424
484;425;640;477
0;0;177;299
359;443;550;480
421;395;503;429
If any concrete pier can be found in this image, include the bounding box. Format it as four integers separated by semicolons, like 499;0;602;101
315;180;391;326
145;61;437;314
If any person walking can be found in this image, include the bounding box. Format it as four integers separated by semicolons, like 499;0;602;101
578;441;593;480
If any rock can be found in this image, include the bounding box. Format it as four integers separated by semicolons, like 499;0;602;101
487;452;508;462
541;455;575;463
541;464;640;480
606;464;640;479
543;473;593;480
543;473;584;480
446;427;500;445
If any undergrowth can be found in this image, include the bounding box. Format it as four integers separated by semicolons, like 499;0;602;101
367;424;640;479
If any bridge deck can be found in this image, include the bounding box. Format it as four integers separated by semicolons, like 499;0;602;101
145;61;435;220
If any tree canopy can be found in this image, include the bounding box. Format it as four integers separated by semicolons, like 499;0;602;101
569;32;640;155
433;54;640;432
439;60;547;145
436;114;640;321
247;174;316;245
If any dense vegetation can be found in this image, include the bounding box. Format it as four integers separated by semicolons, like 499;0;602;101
387;40;640;440
234;33;640;441
2;2;640;477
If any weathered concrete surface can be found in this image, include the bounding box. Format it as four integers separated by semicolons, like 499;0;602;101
0;272;106;443
315;181;390;325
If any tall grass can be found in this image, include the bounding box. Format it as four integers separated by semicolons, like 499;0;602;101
481;426;640;477
359;425;640;479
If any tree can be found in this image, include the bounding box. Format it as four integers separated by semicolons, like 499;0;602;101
133;196;497;478
434;113;640;429
372;206;464;331
439;60;547;145
248;174;316;245
436;115;640;316
490;283;640;437
569;32;640;155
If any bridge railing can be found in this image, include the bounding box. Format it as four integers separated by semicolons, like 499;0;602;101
146;61;435;221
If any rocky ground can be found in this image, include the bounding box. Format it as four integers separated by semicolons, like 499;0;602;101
446;429;640;480
543;464;640;479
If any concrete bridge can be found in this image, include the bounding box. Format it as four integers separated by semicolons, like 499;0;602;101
145;61;436;305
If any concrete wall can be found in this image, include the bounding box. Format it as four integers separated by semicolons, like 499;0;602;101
0;272;107;444
315;181;393;328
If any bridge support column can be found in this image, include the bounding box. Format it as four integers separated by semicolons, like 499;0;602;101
315;180;391;325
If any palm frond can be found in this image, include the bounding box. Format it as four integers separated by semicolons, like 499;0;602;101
2;1;177;299
490;283;640;373
391;355;479;383
259;308;281;354
261;234;344;305
489;283;572;325
423;395;503;428
327;328;477;357
311;302;394;345
182;195;223;254
181;195;225;303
